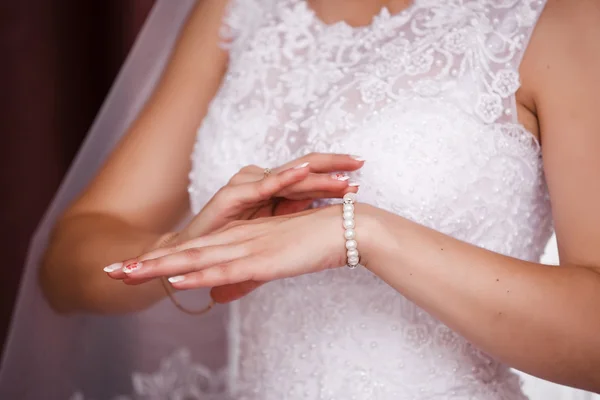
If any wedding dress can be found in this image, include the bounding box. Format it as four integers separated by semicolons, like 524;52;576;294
2;0;596;399
188;0;554;398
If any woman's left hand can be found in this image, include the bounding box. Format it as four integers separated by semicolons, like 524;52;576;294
110;205;359;302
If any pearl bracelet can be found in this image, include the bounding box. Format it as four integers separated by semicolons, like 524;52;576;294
342;192;361;269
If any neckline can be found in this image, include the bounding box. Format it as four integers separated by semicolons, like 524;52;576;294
301;0;418;32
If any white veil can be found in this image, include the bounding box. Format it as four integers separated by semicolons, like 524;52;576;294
0;1;231;399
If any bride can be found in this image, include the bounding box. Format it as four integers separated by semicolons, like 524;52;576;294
1;0;600;398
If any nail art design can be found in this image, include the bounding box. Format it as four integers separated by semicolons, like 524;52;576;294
122;262;142;274
348;181;360;187
350;155;366;162
168;276;186;283
294;162;310;169
331;173;350;181
103;263;123;273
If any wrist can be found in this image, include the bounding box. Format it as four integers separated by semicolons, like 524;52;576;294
352;202;384;269
323;201;385;269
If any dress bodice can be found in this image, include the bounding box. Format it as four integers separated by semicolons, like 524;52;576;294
188;0;553;398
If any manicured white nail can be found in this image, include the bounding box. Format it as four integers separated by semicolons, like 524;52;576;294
122;262;142;274
348;181;360;187
331;173;350;181
103;263;122;273
168;276;186;283
350;155;365;162
294;162;310;169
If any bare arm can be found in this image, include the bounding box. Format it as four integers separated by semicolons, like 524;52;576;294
360;0;600;391
40;0;230;314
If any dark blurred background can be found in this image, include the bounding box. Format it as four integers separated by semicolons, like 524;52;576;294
0;0;155;357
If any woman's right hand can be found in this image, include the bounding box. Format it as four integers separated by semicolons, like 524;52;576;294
106;153;364;280
178;153;364;241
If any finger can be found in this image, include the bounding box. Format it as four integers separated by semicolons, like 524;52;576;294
167;259;258;289
227;165;263;185
293;187;359;199
219;164;311;208
276;172;350;197
105;262;134;280
280;184;360;201
122;277;154;285
122;242;250;281
275;153;365;174
210;280;265;303
120;221;270;273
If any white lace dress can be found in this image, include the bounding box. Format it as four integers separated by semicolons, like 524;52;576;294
186;0;554;398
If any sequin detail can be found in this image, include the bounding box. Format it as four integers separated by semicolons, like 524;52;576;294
186;0;553;398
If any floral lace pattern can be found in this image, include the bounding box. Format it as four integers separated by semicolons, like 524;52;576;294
184;0;554;399
70;349;230;400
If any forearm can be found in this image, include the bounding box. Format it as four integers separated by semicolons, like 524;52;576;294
40;213;168;314
359;204;600;391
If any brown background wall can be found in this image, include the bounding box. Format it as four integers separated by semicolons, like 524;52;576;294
0;0;155;356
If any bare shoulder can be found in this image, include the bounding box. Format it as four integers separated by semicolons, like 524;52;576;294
519;0;600;123
519;0;600;266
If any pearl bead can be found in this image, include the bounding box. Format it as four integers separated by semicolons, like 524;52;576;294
347;249;359;258
343;192;357;202
345;240;357;250
343;211;354;220
348;256;359;264
343;219;355;229
343;203;354;213
344;229;356;240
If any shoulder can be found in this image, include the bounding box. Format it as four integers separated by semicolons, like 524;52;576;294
517;1;600;266
520;0;600;117
532;0;600;53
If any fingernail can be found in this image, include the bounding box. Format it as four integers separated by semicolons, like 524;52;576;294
168;276;186;283
294;162;310;169
331;173;350;181
122;262;142;274
103;263;122;273
350;155;365;162
348;181;360;187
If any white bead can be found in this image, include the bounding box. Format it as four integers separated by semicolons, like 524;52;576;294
343;192;357;202
347;249;359;258
345;240;357;250
341;192;359;269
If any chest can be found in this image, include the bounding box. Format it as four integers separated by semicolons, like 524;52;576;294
190;0;551;258
219;0;542;145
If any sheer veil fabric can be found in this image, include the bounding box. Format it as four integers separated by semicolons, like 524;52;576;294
0;1;597;399
0;1;232;399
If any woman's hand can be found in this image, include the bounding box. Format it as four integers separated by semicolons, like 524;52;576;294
105;153;364;282
179;153;364;241
108;205;369;302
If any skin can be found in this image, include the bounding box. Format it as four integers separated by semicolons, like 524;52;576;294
40;0;362;314
44;0;600;393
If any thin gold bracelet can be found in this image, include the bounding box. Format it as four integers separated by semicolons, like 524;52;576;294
160;277;215;315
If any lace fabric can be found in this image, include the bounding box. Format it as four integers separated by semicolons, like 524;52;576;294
69;349;229;400
187;0;554;398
